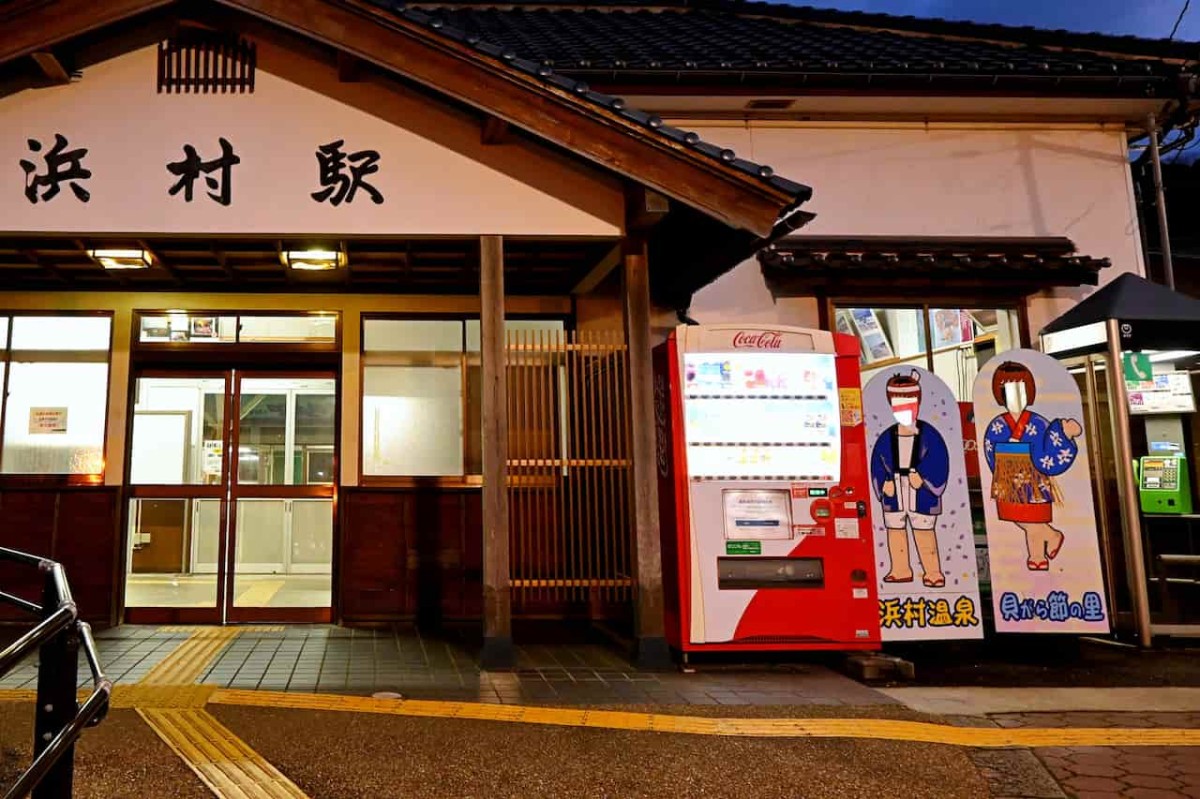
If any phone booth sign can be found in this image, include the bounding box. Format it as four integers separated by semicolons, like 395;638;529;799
654;324;880;652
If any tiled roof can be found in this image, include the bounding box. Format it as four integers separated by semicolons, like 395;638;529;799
408;2;1191;93
759;236;1108;292
362;0;812;210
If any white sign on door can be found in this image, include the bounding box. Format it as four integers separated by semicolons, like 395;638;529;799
28;407;68;434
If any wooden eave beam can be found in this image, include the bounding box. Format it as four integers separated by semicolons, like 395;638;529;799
762;271;1097;296
217;0;797;237
0;0;173;64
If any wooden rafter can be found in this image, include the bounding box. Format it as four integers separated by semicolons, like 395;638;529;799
481;115;510;146
30;51;72;84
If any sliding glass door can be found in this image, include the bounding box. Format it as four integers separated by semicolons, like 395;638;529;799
124;370;336;623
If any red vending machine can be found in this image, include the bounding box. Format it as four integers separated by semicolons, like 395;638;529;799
654;324;880;652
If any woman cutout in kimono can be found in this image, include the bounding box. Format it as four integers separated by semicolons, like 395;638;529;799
870;371;949;588
983;362;1084;571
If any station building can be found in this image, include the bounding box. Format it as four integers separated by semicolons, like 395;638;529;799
0;0;1192;664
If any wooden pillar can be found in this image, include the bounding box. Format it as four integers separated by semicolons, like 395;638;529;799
480;235;514;668
622;236;671;668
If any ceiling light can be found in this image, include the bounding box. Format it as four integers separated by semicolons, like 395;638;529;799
281;249;346;271
88;248;152;270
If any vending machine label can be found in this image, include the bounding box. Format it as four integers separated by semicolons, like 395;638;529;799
726;541;762;555
722;489;792;540
834;518;859;539
839;388;864;427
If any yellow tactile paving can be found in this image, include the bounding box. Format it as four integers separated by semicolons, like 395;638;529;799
137;626;285;688
232;581;287;607
208;688;1200;749
140;708;309;799
110;685;218;709
2;677;1198;751
0;689;37;703
140;629;242;687
156;626;285;635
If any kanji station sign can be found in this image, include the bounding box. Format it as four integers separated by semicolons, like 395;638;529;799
0;46;620;236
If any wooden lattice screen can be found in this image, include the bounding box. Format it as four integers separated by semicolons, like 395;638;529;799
506;329;632;608
157;31;257;94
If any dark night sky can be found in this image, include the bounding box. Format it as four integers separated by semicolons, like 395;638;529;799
799;0;1200;41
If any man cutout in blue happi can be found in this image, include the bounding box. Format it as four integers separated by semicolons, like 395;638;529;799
870;371;950;588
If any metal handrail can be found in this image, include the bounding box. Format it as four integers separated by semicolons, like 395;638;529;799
0;546;112;799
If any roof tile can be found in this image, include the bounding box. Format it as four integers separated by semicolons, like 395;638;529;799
360;0;808;210
416;5;1185;81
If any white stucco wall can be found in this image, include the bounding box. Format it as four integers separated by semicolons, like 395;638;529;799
685;123;1143;337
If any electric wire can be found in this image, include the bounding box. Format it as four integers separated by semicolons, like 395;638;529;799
1170;0;1191;40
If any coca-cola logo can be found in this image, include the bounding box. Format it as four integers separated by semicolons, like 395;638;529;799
732;330;784;349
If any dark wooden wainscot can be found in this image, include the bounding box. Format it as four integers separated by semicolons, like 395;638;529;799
340;487;484;624
0;487;120;626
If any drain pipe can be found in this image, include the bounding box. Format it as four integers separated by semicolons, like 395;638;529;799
1146;113;1176;290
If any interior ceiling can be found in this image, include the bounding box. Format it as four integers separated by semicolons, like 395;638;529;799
0;236;616;295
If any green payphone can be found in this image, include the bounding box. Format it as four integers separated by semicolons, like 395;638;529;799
1124;354;1195;515
1137;454;1193;514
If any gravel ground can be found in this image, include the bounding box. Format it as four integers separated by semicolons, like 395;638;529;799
0;705;208;799
213;705;989;799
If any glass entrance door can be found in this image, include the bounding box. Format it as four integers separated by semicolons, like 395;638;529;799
124;370;336;623
227;373;335;622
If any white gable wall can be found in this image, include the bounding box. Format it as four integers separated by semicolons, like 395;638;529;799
685;123;1142;336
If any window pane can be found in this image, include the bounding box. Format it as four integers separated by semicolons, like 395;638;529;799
1;361;108;474
363;366;463;476
0;317;8;349
11;316;110;351
839;308;925;367
125;498;218;608
239;315;336;343
841;307;927;391
931;308;1019;401
295;393;336;485
231;498;332;608
130;377;226;485
465;319;564;351
237;379;335;486
364;320;462;352
139;314;237;343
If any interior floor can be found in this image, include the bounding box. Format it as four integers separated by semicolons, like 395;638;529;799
125;573;332;609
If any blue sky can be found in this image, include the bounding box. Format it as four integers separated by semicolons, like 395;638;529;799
803;0;1200;41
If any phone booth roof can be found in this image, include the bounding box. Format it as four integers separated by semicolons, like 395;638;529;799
1041;272;1200;356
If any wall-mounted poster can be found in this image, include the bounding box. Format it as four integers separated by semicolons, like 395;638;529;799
864;367;983;640
190;317;217;339
849;308;894;364
931;309;975;350
972;350;1109;633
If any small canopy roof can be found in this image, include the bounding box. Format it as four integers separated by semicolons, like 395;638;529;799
1041;272;1200;353
1042;273;1200;333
